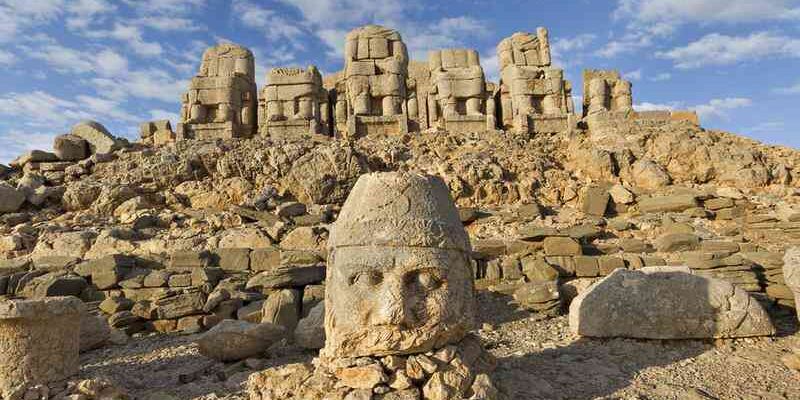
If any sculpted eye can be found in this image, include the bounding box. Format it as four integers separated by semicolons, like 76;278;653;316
349;271;383;287
407;269;442;291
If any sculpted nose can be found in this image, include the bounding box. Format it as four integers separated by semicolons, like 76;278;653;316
372;281;413;327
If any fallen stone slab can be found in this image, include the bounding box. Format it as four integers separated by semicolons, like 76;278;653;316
197;319;287;362
638;194;699;214
569;267;775;339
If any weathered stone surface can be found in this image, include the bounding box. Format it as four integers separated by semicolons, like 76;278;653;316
783;247;800;319
76;255;135;290
155;290;206;319
513;281;561;314
543;236;582;256
654;232;700;252
581;186;609;217
250;247;280;272
294;301;325;349
0;183;25;213
261;288;301;332
246;264;325;289
569;267;775;339
197;319;286;361
638;195;699;214
323;172;475;358
0;297;84;396
80;311;111;352
71;121;125;154
53;134;89;161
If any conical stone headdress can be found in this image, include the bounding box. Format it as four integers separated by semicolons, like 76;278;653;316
328;172;471;253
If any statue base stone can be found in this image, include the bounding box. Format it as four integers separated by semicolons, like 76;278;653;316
247;334;505;400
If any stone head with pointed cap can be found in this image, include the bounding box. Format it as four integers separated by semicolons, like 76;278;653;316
322;172;476;358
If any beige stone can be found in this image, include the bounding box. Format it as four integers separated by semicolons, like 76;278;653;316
783;247;800;319
197;319;286;361
259;66;330;137
323;172;475;358
0;297;84;396
71;121;125;154
178;43;257;140
582;70;633;117
569;268;775;339
427;48;496;133
335;25;411;138
497;28;574;134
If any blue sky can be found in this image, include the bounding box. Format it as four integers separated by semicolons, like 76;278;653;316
0;0;798;163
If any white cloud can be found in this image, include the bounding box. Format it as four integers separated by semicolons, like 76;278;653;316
123;0;205;15
29;44;95;74
134;16;201;32
84;23;164;57
749;121;785;133
657;32;800;69
0;49;15;65
775;81;800;94
94;49;129;77
551;33;596;68
66;0;116;30
0;0;63;42
92;69;187;103
279;0;408;27
233;0;305;48
623;69;643;81
482;52;499;83
650;72;672;82
634;101;678;112
691;97;752;119
403;17;490;60
0;130;62;164
615;0;800;25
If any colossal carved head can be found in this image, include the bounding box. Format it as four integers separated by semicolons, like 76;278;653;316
322;172;475;358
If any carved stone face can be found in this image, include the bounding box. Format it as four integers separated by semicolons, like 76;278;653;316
321;172;476;359
324;245;474;358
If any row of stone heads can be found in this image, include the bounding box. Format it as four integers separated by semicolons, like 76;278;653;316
174;24;636;141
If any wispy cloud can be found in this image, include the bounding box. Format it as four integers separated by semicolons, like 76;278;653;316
657;32;800;69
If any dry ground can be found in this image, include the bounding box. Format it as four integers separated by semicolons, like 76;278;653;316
78;291;800;400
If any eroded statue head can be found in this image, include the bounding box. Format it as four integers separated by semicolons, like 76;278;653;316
322;172;475;358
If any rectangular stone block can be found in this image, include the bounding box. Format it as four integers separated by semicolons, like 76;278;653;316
155;290;206;319
574;256;599;277
598;256;626;275
250;248;280;272
169;250;213;271
369;38;389;58
215;248;250;272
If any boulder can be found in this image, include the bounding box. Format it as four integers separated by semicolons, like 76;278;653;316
10;150;58;167
783;247;800;319
569;267;775;339
71;121;126;154
80;311;111;352
53;134;89;161
246;264;325;289
197;319;287;362
513;281;561;315
294;301;325;349
0;183;25;213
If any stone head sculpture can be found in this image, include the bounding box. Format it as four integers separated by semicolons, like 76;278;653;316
322;172;475;358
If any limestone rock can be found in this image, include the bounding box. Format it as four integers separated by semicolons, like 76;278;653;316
80;311;111;352
654;232;700;252
261;289;301;332
638;194;698;214
197;319;286;362
783;247;800;319
71;121;126;154
324;172;475;358
569;267;776;339
0;183;25;213
294;301;325;349
543;236;582;256
53;134;89;161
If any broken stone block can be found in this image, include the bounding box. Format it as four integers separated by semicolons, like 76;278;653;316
197;319;287;361
191;267;224;287
237;300;264;323
598;256;625;275
168;273;192;287
543;236;582;256
169;250;213;271
574;256;599;277
513;281;561;315
783;247;800;319
654;233;700;252
569;267;776;339
521;256;560;282
75;255;135;290
294;302;325;349
581;186;609;217
79;311;111;352
246;264;326;290
53;134;89;161
155;290;206;319
99;296;134;314
10;150;59;168
0;183;25;213
261;289;301;332
71;120;126;154
638;194;699;214
17;272;88;298
0;297;84;395
214;248;250;272
250;247;280;272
